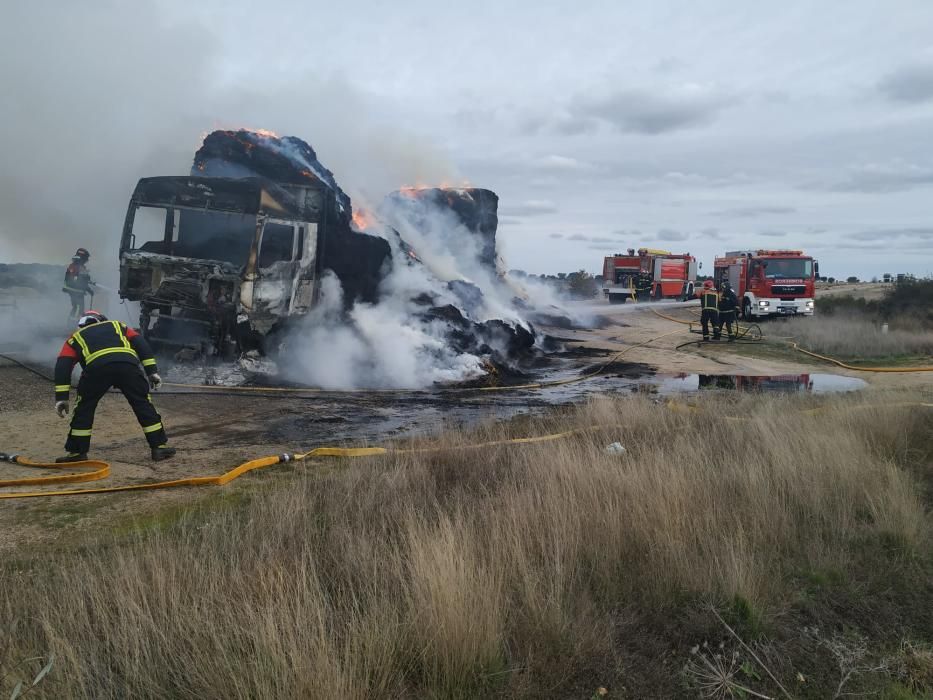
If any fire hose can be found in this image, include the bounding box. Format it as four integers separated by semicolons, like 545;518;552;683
0;428;595;499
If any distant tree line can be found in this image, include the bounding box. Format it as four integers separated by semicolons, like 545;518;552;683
510;269;602;299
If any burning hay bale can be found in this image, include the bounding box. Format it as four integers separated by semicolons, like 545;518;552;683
383;187;500;270
193;129;352;219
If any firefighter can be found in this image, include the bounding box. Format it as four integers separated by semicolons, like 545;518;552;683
634;272;652;300
63;247;94;319
53;310;176;463
717;281;739;341
698;280;719;341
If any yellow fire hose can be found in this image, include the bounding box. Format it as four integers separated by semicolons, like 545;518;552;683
0;429;590;499
650;307;933;372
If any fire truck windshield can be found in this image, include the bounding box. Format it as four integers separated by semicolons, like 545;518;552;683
762;258;812;279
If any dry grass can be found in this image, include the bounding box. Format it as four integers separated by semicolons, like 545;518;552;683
2;392;931;698
776;314;933;360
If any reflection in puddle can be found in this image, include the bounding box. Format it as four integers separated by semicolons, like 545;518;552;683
653;373;867;394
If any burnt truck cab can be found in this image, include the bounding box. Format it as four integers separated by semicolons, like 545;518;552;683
119;176;339;356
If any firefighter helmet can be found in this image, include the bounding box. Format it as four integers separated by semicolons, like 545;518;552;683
77;310;107;328
75;247;90;259
703;280;714;289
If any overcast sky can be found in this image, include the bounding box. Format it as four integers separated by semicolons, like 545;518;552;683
2;0;932;280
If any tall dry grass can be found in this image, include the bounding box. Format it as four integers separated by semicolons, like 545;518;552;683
777;314;933;359
2;392;931;698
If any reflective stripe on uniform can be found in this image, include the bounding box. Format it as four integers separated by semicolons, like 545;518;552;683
55;384;71;392
85;347;138;364
71;322;139;366
71;329;91;358
142;422;163;434
69;428;92;437
141;358;157;367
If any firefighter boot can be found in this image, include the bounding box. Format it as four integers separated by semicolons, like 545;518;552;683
151;445;176;462
56;453;88;463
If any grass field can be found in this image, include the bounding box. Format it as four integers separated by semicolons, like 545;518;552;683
2;391;931;698
774;315;933;361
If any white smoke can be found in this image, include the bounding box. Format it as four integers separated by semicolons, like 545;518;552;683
380;194;527;325
283;272;484;390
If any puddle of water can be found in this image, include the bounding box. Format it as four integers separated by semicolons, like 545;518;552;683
651;373;867;394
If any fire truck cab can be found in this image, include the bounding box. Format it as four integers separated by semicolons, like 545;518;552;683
714;249;817;319
602;248;697;303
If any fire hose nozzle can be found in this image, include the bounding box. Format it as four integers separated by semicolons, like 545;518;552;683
279;453;293;463
0;453;19;464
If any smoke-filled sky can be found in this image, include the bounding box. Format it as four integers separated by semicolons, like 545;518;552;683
2;0;932;281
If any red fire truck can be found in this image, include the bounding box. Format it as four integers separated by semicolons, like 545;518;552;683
601;248;698;303
713;249;818;319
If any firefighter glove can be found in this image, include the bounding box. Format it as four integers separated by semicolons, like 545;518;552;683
55;401;69;418
149;373;163;390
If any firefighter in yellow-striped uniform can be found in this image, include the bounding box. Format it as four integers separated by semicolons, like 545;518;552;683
53;311;176;463
697;280;720;341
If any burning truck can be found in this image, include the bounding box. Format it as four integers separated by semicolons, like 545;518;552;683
118;129;538;377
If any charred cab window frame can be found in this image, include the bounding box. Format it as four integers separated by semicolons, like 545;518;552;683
258;219;300;268
129;205;180;254
127;204;259;265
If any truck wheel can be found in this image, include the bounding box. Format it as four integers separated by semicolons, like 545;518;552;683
742;299;752;320
608;293;625;304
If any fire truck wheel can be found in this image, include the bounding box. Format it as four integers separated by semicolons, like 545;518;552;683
608;293;626;304
742;299;752;320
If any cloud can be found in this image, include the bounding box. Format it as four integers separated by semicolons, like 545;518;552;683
849;227;933;242
826;161;933;193
712;205;796;217
878;61;933;103
759;230;787;237
499;199;558;216
698;227;724;239
562;233;616;243
497;217;522;226
571;84;734;135
533;154;591;171
548;233;564;239
656;228;689;241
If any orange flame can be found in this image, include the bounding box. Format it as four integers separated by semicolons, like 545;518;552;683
352;208;379;231
244;127;279;138
397;179;473;197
